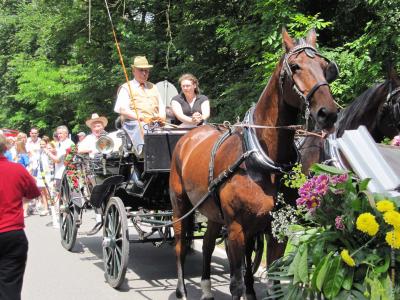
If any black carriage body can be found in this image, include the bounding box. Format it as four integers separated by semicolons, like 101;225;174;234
144;129;189;173
115;128;190;211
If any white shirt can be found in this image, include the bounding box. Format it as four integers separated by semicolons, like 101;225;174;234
26;137;41;169
114;79;163;114
78;134;99;158
54;138;74;180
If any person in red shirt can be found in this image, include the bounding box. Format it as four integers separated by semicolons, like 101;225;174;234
0;134;41;300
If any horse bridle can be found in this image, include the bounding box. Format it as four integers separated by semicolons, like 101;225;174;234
279;44;335;121
384;85;400;129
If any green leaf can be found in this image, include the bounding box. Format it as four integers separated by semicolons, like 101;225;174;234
310;163;347;175
314;252;333;291
311;240;324;266
296;245;308;284
287;248;302;277
375;253;390;274
342;268;354;290
381;274;394;300
358;178;371;192
323;256;346;299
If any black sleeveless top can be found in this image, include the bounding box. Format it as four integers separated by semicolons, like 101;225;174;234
171;93;209;123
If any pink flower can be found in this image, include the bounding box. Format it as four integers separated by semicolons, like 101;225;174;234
391;135;400;147
335;216;345;230
331;173;348;185
296;174;329;210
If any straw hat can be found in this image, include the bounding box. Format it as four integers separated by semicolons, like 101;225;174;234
131;56;153;69
85;113;108;128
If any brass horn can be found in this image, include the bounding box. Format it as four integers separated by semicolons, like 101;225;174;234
95;135;114;155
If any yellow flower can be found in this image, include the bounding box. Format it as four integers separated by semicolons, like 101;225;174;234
356;213;379;236
383;211;400;229
385;230;400;249
340;249;356;267
376;200;395;213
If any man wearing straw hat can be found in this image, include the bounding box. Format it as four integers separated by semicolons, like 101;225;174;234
78;113;108;235
78;113;108;158
114;56;166;156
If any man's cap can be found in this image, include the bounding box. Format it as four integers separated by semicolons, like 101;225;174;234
77;132;86;137
85;113;108;128
131;56;153;69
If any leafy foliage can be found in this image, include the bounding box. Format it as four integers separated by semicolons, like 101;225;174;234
268;164;400;299
0;0;399;135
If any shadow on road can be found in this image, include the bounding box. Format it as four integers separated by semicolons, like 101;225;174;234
75;232;237;299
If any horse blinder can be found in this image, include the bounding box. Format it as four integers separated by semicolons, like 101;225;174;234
325;60;339;83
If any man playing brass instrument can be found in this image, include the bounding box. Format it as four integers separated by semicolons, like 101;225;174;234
113;56;166;156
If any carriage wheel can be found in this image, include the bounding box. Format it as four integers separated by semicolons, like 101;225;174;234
102;197;129;289
59;175;80;251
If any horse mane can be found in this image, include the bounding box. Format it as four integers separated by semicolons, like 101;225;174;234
336;81;389;137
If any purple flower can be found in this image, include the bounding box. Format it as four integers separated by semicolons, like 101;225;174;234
335;216;345;230
331;173;348;185
296;174;329;210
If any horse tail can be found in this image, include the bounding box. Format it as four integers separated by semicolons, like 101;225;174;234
185;211;195;254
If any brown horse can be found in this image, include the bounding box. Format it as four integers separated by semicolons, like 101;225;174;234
300;67;400;173
169;29;338;300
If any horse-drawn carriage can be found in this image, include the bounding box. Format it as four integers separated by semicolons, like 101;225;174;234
58;120;264;289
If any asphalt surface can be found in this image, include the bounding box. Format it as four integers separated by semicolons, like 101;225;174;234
22;210;268;300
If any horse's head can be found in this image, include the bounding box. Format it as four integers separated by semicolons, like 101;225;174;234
378;67;400;138
280;29;338;131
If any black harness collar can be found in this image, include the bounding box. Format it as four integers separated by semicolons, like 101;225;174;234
242;107;301;173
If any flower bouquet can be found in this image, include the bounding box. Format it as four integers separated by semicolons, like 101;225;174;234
64;144;84;193
267;163;400;299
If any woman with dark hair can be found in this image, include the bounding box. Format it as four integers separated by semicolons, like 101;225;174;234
171;73;210;127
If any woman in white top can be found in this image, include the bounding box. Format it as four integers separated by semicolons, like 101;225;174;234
35;138;52;216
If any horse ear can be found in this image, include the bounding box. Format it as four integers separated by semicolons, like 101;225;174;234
282;28;294;52
306;28;317;47
388;65;400;82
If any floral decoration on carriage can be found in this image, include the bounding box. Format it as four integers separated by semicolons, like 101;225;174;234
268;163;400;299
64;144;83;192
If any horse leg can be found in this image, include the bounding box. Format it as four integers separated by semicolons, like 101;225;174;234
243;236;257;300
200;220;222;300
266;233;286;268
170;161;190;299
172;202;191;300
226;222;245;300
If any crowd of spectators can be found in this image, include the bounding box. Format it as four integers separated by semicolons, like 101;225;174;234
1;126;76;228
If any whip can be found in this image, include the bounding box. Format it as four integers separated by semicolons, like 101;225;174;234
103;0;144;138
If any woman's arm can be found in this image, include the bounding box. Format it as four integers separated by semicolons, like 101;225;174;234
44;148;60;163
171;100;196;124
200;100;210;121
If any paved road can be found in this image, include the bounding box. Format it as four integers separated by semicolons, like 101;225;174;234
22;211;268;300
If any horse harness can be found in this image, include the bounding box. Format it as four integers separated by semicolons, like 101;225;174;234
384;85;400;129
279;43;339;124
207;107;301;218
